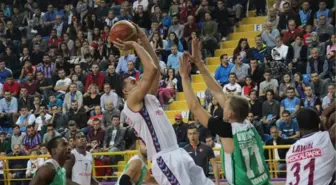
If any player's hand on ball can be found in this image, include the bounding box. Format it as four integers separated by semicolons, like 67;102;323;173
129;21;146;38
179;52;192;78
113;38;137;50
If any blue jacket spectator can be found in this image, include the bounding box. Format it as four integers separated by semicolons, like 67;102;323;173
278;110;300;139
214;54;234;85
280;87;301;115
0;61;12;84
167;46;183;70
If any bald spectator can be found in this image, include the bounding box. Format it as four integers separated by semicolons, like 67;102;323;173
307;48;328;78
101;101;121;130
183;16;198;41
173;114;188;147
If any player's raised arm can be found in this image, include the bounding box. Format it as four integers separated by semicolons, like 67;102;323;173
114;39;158;111
179;52;211;126
120;159;143;185
29;165;55;185
132;23;161;95
190;39;227;108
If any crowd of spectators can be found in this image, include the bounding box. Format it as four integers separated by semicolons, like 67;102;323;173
0;0;333;183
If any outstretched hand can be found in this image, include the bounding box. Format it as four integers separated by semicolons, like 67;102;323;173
113;38;137;50
129;21;147;39
191;38;202;64
179;52;192;79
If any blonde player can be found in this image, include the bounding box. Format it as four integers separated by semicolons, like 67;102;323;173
285;108;336;185
113;23;216;185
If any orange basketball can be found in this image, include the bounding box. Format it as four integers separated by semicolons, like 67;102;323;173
110;20;138;42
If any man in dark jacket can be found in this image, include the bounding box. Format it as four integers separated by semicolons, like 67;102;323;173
173;114;189;147
278;2;301;34
265;126;296;178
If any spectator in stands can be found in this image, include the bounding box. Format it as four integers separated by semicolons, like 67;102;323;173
184;125;219;182
233;38;250;57
116;50;136;75
11;125;25;152
103;115;126;152
183;15;198;42
42;124;59;144
310;72;329;97
21;73;38;96
83;84;101;115
85;63;105;92
0;132;10;154
259;70;279;98
16;106;36;133
100;83;118;112
167;45;183;72
248;36;267;63
248;59;264;85
278;110;300;139
25;150;43;179
18;87;34;111
3;76;20;97
67;100;87;129
87;118;105;145
8;144;27;185
301;86;321;112
322;84;335;110
62;83;83;114
299;1;314;27
223;73;242;95
307;32;326;57
282;19;302;45
36;71;53;100
249;90;262;120
0;91;18;130
101;101;120;130
123;61;141;80
316;15;334;42
279;73;295;99
35;105;51;136
169;15;184;40
271;36;289;62
264;8;279;29
280;87;301;118
241;76;256;97
54;68;71;98
201;12;217;56
173;113;188;147
207;96;223;118
327;50;336;81
64;120;81;140
212;0;229;41
22;125;41;154
326;34;336;55
261;22;280;49
231;55;249;84
307;48;328;79
262;89;280;133
278;2;301;34
265;126;294;177
290;36;308;74
0;60;12;84
314;0;333;26
158;68;177;105
214;54;233;86
264;55;291;81
36;54;55;80
205;135;221;156
49;104;69;133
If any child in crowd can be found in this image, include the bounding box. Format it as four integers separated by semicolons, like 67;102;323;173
303;25;313;45
241;76;257;98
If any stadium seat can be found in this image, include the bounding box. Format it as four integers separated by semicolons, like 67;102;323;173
192;75;204;83
241;17;266;24
207;57;220;65
215;48;235;57
230;31;261;40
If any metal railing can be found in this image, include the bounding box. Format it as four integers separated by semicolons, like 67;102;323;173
0;145;291;185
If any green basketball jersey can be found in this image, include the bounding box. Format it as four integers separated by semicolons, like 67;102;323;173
116;155;147;185
34;159;66;185
220;122;272;185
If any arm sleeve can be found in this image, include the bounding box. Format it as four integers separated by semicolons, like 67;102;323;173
207;116;233;138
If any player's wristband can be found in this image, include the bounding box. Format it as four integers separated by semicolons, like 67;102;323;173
120;174;132;185
208;117;233;138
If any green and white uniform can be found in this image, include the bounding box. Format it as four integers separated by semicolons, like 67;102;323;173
221;121;271;185
116;155;147;185
35;159;66;185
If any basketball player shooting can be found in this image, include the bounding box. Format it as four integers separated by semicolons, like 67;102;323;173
285;107;336;185
30;136;79;185
113;23;215;185
179;39;271;185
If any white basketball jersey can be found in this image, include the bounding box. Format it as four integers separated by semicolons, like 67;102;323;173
286;131;336;185
71;149;93;185
123;94;178;160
